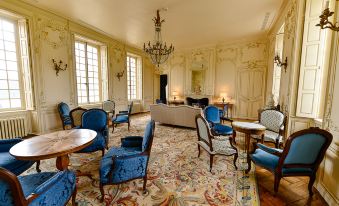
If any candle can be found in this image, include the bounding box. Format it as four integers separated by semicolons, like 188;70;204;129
325;1;329;10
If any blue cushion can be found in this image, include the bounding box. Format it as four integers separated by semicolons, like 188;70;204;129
284;134;326;165
0;139;22;152
0;152;35;176
77;133;106;153
250;148;279;171
24;171;76;206
204;106;221;124
112;115;129;123
100;147;142;184
282;168;313;175
212;124;233;136
19;172;56;197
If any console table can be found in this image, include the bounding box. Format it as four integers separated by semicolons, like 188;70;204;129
213;102;234;120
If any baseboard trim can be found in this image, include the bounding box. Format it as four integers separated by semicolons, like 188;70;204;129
315;182;338;206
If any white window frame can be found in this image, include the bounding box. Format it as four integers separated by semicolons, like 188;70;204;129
74;35;108;105
0;11;33;111
126;53;142;100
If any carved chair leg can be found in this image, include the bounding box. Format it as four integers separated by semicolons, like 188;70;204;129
232;130;237;145
209;155;214;172
308;174;316;196
99;183;105;202
36;160;41;173
101;149;105;157
233;153;238;170
72;185;77;206
261;134;264;144
128;121;130;131
112;124;115;133
274;175;281;194
198;145;201;157
143;176;147;193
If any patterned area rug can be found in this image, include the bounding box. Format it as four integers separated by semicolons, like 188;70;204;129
24;114;260;206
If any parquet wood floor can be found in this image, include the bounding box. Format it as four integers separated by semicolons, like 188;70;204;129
256;166;328;206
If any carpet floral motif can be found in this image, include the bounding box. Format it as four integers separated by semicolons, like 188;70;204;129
24;114;259;206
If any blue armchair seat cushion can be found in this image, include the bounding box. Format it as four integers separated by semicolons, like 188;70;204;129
77;133;106;153
112;115;129;123
100;146;143;184
0;152;35;176
20;171;76;206
212;124;233;136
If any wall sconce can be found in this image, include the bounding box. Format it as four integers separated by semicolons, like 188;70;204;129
116;70;124;81
52;59;67;76
274;55;288;72
316;1;339;31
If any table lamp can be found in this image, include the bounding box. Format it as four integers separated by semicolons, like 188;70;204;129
220;93;227;103
172;91;178;100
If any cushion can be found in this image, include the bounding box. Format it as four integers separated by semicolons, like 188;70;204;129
250;148;279;171
19;172;57;197
252;130;283;143
113;115;129;123
76;133;106;153
100;147;142;184
213;124;233;136
0;152;35;176
198;139;236;155
121;136;143;148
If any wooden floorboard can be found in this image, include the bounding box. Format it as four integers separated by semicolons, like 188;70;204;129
256;166;328;206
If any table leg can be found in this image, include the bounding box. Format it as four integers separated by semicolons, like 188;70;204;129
56;155;69;170
245;133;252;174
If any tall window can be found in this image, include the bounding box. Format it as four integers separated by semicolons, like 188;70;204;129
74;40;103;104
0;14;32;110
127;54;142;100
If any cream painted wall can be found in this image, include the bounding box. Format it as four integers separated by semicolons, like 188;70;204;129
0;0;157;133
163;39;268;119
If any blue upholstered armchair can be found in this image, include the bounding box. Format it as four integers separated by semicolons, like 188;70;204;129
0;167;77;205
0;139;40;176
248;127;333;196
112;101;133;132
57;102;72;130
77;109;109;156
99;120;155;202
204;106;233;136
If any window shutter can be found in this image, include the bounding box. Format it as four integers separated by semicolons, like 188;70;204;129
18;19;34;110
101;45;108;101
296;0;326;118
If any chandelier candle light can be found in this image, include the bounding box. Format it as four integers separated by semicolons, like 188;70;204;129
144;9;174;67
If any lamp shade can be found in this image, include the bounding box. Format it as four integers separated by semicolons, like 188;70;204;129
220;93;227;99
172;91;178;96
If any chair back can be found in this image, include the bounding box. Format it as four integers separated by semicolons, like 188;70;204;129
204;106;220;124
0;167;26;206
102;100;115;113
155;99;162;104
259;109;285;132
128;101;134;115
58;102;70;118
279;128;332;169
199;98;209;108
70;107;87;127
141;120;155;152
81;109;107;131
195;114;213;150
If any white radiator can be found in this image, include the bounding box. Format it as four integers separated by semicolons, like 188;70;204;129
0;118;27;139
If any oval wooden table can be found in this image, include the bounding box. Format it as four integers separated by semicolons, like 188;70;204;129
10;129;97;171
232;122;266;173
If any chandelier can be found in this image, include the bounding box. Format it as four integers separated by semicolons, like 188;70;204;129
144;9;174;67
